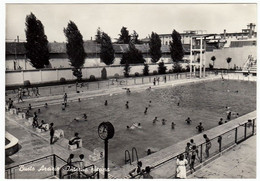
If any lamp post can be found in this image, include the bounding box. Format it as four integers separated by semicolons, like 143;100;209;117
98;122;115;179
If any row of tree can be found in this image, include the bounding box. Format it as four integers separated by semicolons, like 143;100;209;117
24;13;184;80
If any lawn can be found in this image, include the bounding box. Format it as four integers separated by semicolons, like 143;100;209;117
30;79;256;166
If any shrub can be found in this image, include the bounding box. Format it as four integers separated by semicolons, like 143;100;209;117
135;72;140;77
158;61;167;74
60;77;66;83
101;67;107;80
114;73;119;79
123;63;131;77
173;62;183;73
24;80;31;87
153;70;158;75
89;75;96;81
168;69;174;73
143;63;149;76
209;63;214;70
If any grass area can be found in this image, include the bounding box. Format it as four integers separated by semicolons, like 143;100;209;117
28;79;256;166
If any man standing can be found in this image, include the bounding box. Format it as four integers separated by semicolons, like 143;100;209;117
50;123;55;144
203;134;211;158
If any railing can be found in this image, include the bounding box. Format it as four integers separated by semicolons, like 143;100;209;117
5;154;67;179
5;154;100;179
59;162;99;179
6;71;217;98
132;118;256;179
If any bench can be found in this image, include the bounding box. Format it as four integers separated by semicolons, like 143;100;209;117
36;124;50;132
68;139;82;150
18;112;26;119
9;108;17;115
25;117;33;126
54;129;64;139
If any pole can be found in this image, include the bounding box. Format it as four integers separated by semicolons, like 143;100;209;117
200;37;202;78
190;37;192;78
104;139;108;179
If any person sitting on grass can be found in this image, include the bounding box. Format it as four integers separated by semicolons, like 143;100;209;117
196;122;204;133
38;120;48;131
104;100;108;106
69;133;81;148
185;117;192;124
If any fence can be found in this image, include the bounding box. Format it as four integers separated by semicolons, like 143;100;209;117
5;154;100;179
132;117;256;179
6;71;217;98
5;154;67;179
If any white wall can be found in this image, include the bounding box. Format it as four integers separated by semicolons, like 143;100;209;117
205;46;257;69
6;63;183;86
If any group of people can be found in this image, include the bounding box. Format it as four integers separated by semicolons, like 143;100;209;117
129;161;153;179
176;134;212;178
153;75;167;86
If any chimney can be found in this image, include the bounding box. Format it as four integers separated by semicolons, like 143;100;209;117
223;29;226;39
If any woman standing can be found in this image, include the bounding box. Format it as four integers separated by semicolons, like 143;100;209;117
175;154;188;178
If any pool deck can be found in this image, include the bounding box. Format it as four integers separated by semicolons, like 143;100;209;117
188;134;256;179
5;74;257;179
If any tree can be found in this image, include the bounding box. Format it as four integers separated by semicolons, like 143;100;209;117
226;57;232;69
117;26;131;44
120;41;145;64
158;60;167;74
25;12;50;69
149;32;162;63
64;21;86;80
131;30;142;44
143;63;149;76
173;62;183;73
170;29;184;63
100;32;115;65
95;27;102;44
124;61;131;77
211;56;216;67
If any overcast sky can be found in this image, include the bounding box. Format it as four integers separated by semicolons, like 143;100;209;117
6;3;257;42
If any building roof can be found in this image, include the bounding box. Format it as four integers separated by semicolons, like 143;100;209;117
6;41;174;55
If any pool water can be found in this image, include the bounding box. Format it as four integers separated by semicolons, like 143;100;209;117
31;79;256;166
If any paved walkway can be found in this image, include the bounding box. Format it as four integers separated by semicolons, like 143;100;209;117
188;135;256;179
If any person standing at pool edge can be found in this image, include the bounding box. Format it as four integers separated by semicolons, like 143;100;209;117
50;123;55;144
203;134;211;158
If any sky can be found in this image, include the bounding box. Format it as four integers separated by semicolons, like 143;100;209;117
5;3;257;42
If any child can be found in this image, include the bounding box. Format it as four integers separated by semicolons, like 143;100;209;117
152;117;158;124
171;122;176;129
196;122;204;133
190;145;200;173
144;107;148;114
126;101;129;109
162;119;167;125
185;117;192;124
